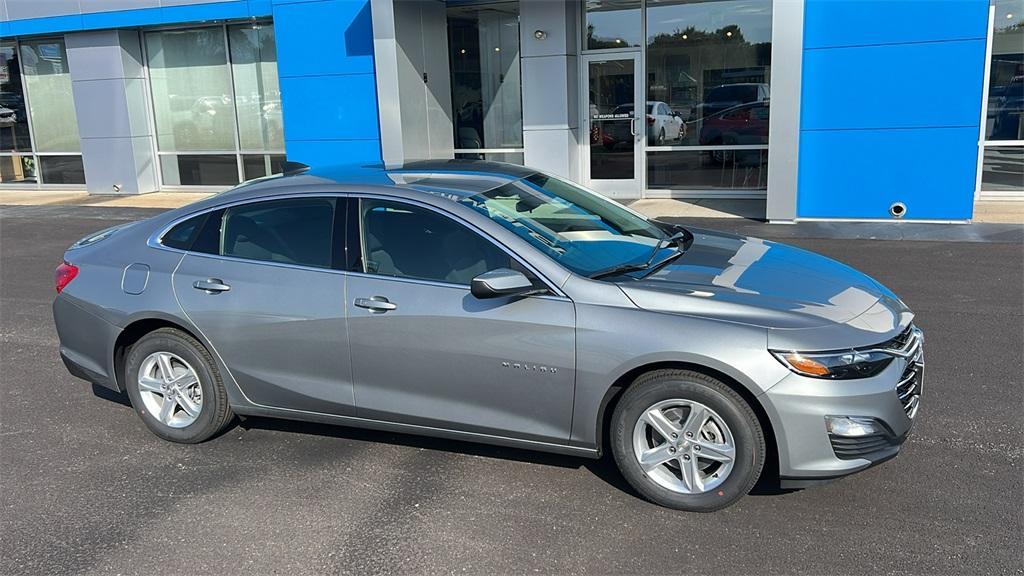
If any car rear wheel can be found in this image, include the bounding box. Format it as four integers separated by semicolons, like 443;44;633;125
610;369;765;512
125;327;233;443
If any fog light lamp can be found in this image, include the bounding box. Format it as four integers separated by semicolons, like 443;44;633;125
826;416;882;437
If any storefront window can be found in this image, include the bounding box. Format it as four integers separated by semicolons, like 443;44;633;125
146;28;235;153
145;23;284;187
981;0;1023;194
0;42;32;154
448;2;524;163
585;0;642;50
0;38;84;185
645;0;771;191
20;39;80;153
229;23;284;153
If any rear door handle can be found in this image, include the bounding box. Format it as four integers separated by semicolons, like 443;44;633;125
193;278;231;293
354;296;397;312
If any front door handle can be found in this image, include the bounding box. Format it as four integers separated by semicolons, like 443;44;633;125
193;278;231;293
354;296;397;313
630;117;638;137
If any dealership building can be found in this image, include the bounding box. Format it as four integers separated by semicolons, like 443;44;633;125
0;0;1020;221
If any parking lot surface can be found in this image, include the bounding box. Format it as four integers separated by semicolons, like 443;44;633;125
1;205;1021;575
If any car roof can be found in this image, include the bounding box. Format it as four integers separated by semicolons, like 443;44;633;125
199;159;538;207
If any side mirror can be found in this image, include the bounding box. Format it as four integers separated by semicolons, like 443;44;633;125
471;268;538;299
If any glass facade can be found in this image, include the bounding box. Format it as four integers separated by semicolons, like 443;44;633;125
0;38;84;185
145;23;284;187
981;0;1023;194
645;0;771;191
583;0;772;194
447;2;524;163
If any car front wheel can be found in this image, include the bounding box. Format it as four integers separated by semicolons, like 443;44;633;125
125;327;233;443
610;369;765;512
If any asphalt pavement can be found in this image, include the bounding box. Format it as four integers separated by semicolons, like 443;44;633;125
1;205;1022;575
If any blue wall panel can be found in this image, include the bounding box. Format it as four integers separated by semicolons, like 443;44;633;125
273;0;374;77
804;0;988;49
798;0;989;220
802;39;987;131
278;74;380;141
798;127;978;220
271;0;381;167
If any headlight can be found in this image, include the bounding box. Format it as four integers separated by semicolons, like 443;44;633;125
771;349;894;379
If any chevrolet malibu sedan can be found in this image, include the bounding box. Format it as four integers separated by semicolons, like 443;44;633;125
53;160;923;512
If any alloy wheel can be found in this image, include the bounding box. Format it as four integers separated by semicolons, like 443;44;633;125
137;351;203;428
631;399;736;494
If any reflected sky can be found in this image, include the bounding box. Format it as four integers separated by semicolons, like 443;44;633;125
646;0;772;45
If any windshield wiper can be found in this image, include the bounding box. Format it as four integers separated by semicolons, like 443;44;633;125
589;262;652;280
589;230;690;280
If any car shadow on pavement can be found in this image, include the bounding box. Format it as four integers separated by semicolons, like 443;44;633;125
92;384;797;500
235;415;794;499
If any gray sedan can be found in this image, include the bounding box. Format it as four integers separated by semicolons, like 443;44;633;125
52;160;923;512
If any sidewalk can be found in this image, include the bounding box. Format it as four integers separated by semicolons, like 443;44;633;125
2;189;1022;224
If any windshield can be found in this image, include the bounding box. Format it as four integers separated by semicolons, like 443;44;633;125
458;173;680;278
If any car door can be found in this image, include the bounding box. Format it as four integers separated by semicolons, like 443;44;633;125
345;197;576;444
172;196;355;416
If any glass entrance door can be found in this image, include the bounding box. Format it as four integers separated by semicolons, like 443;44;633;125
583;54;643;198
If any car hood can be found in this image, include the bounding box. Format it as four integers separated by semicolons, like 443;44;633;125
618;228;907;332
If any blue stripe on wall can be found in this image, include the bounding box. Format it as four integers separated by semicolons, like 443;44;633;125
271;0;381;168
0;1;272;37
798;0;989;220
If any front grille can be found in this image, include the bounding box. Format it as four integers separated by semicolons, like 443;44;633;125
884;325;916;351
829;434;893;460
894;327;924;419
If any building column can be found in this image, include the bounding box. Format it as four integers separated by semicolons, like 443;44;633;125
519;0;579;181
65;30;157;195
764;0;804;222
370;0;453;166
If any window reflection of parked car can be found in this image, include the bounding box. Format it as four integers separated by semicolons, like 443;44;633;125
692;83;769;121
700;101;770;165
0;104;16;126
170;94;235;146
0;92;25;126
597;102;686;149
646;101;685;145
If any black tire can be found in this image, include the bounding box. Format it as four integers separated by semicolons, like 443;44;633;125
610;369;765;512
124;327;233;443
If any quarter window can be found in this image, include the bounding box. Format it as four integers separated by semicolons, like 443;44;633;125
357;199;512;286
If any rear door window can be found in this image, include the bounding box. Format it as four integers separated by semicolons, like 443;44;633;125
220;198;336;268
185;197;338;269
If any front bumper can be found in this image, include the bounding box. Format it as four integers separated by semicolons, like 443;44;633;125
763;327;924;484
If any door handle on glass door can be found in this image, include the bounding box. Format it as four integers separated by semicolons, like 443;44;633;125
354;296;398;312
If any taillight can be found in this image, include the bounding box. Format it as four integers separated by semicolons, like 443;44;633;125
55;261;79;293
646;114;655;125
